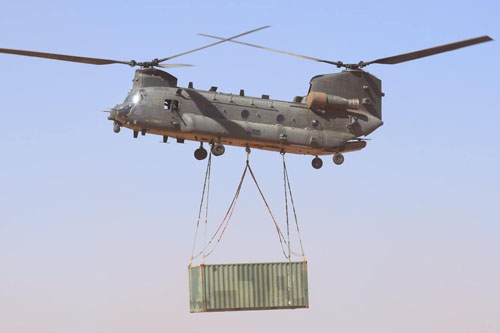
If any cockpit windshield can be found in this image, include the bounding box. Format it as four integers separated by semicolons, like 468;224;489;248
124;90;148;105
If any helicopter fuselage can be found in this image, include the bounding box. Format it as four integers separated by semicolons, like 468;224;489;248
109;68;383;157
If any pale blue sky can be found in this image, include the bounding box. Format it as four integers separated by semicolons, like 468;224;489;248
0;1;499;332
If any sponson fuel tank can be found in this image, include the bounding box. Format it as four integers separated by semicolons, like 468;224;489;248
309;69;383;119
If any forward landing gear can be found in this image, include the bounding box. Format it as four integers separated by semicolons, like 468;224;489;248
211;142;225;156
312;156;323;169
333;153;344;165
113;122;120;133
194;143;208;160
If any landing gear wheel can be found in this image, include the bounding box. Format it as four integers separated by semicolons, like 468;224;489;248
113;122;120;133
312;156;323;169
211;143;225;156
333;153;344;165
194;147;208;160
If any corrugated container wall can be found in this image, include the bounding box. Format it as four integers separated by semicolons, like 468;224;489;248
189;261;309;312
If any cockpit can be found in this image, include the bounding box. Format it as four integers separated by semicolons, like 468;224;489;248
111;89;149;122
124;89;148;106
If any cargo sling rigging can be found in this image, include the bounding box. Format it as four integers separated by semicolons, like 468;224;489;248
189;149;306;266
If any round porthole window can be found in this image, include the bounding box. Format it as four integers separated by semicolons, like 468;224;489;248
241;109;250;119
276;114;285;124
312;119;320;128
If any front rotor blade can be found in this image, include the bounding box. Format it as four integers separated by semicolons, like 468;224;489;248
362;35;493;67
156;63;194;68
157;26;270;63
0;47;132;66
198;32;343;67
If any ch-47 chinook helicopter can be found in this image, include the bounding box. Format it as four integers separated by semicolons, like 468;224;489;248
0;27;492;168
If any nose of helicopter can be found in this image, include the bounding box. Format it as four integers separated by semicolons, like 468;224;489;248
109;104;133;121
108;107;118;120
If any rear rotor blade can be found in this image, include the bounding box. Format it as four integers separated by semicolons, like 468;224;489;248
157;26;270;63
361;35;493;67
0;47;131;66
198;32;343;67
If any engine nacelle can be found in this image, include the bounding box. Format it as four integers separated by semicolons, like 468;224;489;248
306;92;359;112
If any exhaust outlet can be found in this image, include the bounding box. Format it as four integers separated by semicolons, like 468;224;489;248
307;92;359;112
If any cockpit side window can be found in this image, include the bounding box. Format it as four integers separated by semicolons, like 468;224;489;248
164;99;179;111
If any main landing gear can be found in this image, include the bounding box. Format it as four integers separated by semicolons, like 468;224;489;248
211;142;225;157
194;142;226;160
312;156;323;169
333;153;344;165
194;143;208;160
311;152;345;169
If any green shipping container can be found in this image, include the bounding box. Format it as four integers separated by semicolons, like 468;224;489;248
188;261;309;312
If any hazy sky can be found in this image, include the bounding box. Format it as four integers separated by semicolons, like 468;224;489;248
0;1;499;332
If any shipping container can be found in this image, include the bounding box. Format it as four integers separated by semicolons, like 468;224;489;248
188;261;309;312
